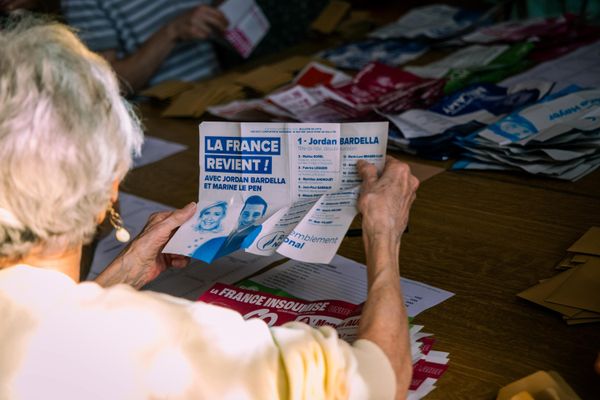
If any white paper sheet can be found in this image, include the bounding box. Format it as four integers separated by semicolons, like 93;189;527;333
405;44;508;79
220;0;269;58
87;193;174;279
133;136;187;168
248;255;454;317
143;251;285;300
501;40;600;93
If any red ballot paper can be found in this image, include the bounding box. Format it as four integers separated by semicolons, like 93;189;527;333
410;360;449;390
332;62;440;108
198;283;360;334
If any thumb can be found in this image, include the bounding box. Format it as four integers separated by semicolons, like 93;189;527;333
161;202;197;232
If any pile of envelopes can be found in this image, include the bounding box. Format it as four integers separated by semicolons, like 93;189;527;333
518;227;600;325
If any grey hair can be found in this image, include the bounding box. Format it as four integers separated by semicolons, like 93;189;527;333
0;16;143;263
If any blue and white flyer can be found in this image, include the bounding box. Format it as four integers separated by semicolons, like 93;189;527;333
163;121;388;264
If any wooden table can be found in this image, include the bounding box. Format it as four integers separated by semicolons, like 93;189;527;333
126;102;600;399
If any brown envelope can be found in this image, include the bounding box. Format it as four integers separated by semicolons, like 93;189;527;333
310;0;351;34
517;269;582;318
567;226;600;256
235;66;293;94
140;80;195;100
270;56;315;73
545;258;600;313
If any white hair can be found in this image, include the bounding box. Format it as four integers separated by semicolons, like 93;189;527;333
0;17;143;263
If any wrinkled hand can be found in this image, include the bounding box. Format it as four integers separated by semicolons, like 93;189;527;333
357;157;419;243
95;202;197;289
169;5;228;41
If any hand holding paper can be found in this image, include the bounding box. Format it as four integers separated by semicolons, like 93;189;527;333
163;121;389;264
96;202;196;289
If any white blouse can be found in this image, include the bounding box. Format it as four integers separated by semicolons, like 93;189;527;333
0;265;395;399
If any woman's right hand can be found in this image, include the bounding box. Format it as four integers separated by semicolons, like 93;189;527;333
357;157;419;244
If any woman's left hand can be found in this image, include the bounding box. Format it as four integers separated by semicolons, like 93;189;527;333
94;202;197;289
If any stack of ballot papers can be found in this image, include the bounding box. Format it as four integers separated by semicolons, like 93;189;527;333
368;4;481;41
198;255;454;398
385;80;552;159
453;86;600;181
518;227;600;325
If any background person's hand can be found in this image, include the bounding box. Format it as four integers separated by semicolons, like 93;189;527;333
168;5;228;41
357;157;419;243
95;202;197;289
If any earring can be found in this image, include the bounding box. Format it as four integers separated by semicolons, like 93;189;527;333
108;205;131;243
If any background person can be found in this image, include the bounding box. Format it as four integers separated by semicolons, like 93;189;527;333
0;18;417;399
62;0;228;92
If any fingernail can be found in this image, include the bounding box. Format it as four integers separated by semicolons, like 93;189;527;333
186;202;196;209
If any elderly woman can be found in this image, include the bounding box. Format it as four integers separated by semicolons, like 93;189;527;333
0;18;418;400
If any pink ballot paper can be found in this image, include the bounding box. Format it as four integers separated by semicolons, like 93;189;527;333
219;0;269;58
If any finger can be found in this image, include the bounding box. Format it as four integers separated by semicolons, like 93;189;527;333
169;256;190;269
190;24;211;39
159;202;197;232
357;160;378;185
200;6;229;28
201;13;229;32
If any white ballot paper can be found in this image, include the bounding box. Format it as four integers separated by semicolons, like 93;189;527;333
246;255;455;318
133;136;188;168
220;0;269;58
164;121;388;264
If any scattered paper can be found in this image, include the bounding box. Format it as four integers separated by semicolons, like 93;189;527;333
133;136;188;168
143;251;284;300
246;255;454;317
501;39;600;93
406;44;509;79
369;4;479;40
220;0;269;58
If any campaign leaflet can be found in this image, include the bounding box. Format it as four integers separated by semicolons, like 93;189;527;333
163;121;388;264
198;282;361;341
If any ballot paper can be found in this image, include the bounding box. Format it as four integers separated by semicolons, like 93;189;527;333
319;39;429;70
454;87;600;180
241;255;455;318
369;4;480;40
405;44;509;79
143;251;285;300
383;81;552;139
87;193;174;279
163;122;388;264
133;136;188;168
219;0;269;58
198;255;452;398
501;39;600;94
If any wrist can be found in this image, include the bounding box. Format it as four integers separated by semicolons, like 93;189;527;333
163;20;180;42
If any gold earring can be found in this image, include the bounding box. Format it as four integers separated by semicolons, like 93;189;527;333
108;205;131;243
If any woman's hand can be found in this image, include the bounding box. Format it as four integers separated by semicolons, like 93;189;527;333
168;5;228;41
357;156;419;245
95;202;197;289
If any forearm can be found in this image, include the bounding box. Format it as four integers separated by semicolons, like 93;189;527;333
94;253;148;290
103;23;178;92
358;234;412;399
